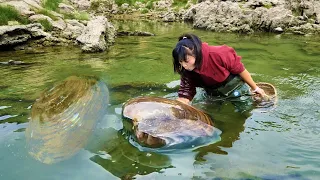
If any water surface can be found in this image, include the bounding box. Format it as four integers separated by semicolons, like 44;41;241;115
0;21;319;179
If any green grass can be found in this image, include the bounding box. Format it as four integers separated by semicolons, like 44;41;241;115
113;0;194;9
0;5;29;25
42;0;63;11
35;9;59;20
38;19;53;31
90;1;100;11
145;1;153;9
140;8;149;14
115;0;157;7
172;0;188;7
263;3;273;9
115;0;135;6
63;11;89;21
74;12;90;21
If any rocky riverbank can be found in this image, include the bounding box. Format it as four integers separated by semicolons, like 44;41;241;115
0;0;319;52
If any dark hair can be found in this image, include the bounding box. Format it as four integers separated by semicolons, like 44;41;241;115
172;33;202;74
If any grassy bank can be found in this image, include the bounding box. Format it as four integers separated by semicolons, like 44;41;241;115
0;5;29;25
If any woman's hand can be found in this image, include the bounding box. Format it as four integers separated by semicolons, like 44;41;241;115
176;97;190;105
253;86;266;96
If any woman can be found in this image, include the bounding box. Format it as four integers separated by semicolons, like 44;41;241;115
172;33;265;112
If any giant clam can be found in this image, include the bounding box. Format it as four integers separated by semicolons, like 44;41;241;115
25;76;109;164
122;97;221;152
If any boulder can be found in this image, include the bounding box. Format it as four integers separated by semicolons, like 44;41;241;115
76;16;115;52
0;23;49;48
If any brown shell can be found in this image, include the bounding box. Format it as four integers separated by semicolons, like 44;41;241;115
122;97;216;149
123;97;213;126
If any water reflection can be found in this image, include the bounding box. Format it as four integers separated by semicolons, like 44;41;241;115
25;76;109;164
194;100;251;156
87;124;173;179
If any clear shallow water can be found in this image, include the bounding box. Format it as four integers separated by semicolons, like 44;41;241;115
0;21;319;179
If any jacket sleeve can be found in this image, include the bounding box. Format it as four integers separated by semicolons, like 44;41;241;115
178;72;197;101
219;45;245;74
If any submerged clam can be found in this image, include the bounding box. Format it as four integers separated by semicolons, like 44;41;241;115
25;76;109;164
122;97;221;152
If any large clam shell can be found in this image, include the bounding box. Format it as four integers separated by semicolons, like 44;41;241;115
25;76;109;164
122;97;221;151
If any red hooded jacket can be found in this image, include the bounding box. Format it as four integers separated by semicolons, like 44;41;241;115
178;43;245;101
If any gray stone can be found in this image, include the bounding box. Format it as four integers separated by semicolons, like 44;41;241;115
58;3;75;14
0;24;49;47
76;16;115;52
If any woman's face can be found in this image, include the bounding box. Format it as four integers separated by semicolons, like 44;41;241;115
180;55;196;71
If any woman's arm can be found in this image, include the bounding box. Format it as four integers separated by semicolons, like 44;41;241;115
177;72;197;104
239;69;265;95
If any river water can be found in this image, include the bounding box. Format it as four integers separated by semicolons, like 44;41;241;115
0;21;319;180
